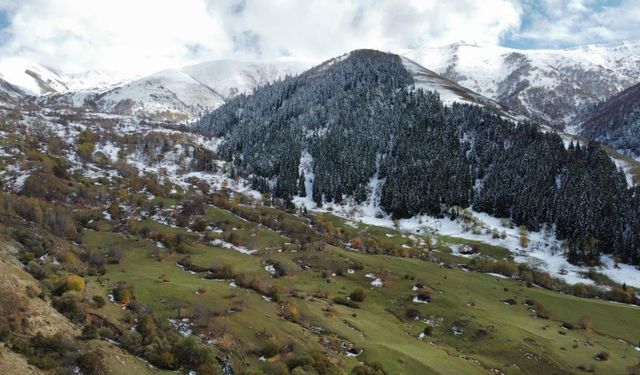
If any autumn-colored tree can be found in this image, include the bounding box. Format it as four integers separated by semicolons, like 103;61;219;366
284;301;299;321
62;275;86;292
519;225;529;248
351;236;364;249
138;313;158;337
578;315;593;331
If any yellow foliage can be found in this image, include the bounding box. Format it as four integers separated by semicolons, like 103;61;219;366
118;187;129;201
519;225;529;248
63;274;85;292
284;302;299;321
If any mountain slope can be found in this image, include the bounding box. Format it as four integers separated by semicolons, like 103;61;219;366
196;49;640;266
405;41;640;127
45;60;308;120
579;81;640;157
0;57;69;95
400;56;520;120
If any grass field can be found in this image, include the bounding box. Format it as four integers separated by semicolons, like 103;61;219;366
79;202;640;375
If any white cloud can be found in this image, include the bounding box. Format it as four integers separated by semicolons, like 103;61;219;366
0;0;522;78
513;0;640;47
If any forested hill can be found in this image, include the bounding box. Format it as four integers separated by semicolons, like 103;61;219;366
579;81;640;158
195;49;640;266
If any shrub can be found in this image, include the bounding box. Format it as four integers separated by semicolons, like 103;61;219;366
578;315;593;331
283;302;300;321
416;291;432;303
77;352;107;375
534;302;551;319
61;275;86;292
112;283;134;304
91;295;106;308
23;333;78;370
173;336;217;371
349;288;366;302
423;326;434;336
561;322;574;330
12;228;48;258
334;297;359;309
405;308;419;320
595;351;610;361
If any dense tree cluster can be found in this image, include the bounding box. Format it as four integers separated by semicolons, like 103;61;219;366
196;50;640;265
589;107;640;157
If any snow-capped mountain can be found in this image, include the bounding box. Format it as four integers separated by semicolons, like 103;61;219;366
0;57;126;104
405;40;640;127
0;57;70;102
44;60;308;121
400;56;519;120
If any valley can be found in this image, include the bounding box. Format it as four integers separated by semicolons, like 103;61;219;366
0;29;639;375
0;71;639;373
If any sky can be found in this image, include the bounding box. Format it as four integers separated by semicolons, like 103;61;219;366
0;0;638;78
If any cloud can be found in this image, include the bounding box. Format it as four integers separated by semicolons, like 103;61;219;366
509;0;640;47
0;0;522;77
2;0;639;78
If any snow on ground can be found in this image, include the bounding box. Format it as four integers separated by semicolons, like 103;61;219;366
264;264;277;275
613;157;637;187
294;192;640;288
168;318;192;337
210;239;256;255
485;273;509;279
6;106;640;290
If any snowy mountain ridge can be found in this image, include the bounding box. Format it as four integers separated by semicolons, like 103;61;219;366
405;40;640;127
42;59;309;121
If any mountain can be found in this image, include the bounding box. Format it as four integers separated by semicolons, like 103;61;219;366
400;56;520;119
44;60;308;121
405;40;640;127
0;77;27;104
0;57;125;105
579;81;640;157
0;57;69;96
197;49;640;266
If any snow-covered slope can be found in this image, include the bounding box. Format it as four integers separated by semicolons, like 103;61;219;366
401;56;520;119
47;60;308;120
577;81;640;158
405;40;640;127
0;57;69;96
0;57;125;103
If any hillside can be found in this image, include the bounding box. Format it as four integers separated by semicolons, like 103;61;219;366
197;49;640;267
0;49;640;375
0;98;638;374
43;60;307;121
405;40;640;127
578;82;640;158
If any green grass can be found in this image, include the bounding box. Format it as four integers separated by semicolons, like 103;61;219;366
82;206;640;375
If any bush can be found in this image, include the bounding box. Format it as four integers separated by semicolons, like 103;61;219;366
423;326;434;336
416;291;432;303
349;288;366;302
12;228;48;258
334;296;359;309
77;352;107;375
578;315;593;331
534;302;551;319
172;336;217;372
21;333;78;370
561;322;574;330
405;308;419;320
595;351;610;361
112;283;134;304
52;294;84;322
61;275;86;292
91;295;106;308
